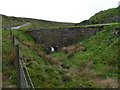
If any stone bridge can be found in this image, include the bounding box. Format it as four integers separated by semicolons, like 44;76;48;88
27;26;103;51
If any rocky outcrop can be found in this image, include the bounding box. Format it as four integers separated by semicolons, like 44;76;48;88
27;26;103;50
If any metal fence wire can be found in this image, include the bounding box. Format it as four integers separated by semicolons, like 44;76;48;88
10;31;35;89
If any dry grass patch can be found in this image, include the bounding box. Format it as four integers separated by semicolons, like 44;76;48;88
22;41;33;47
38;51;61;65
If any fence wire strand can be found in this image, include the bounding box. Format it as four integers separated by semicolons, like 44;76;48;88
10;31;35;89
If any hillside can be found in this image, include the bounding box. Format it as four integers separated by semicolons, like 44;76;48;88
2;6;120;88
1;14;74;30
75;6;120;25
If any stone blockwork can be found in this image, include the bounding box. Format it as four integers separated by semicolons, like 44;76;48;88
27;26;103;50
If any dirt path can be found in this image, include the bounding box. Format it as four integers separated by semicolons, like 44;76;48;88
10;22;30;30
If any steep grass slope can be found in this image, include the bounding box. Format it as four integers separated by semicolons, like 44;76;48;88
89;6;119;24
2;6;119;88
76;6;120;25
2;24;119;88
50;24;119;88
2;29;103;88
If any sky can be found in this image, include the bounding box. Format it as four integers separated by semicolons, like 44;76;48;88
0;0;119;23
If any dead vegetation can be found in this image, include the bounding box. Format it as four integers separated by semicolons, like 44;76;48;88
38;51;61;65
4;34;11;39
62;42;86;58
3;82;17;88
101;78;118;88
69;60;94;76
2;71;11;80
22;41;33;47
68;59;119;88
93;77;119;88
23;56;31;62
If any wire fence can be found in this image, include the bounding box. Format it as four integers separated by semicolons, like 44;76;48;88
10;31;35;89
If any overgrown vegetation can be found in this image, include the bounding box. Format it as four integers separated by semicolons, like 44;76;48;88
51;25;119;78
3;29;103;88
2;6;119;88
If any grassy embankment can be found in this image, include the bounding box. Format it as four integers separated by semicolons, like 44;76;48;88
2;23;119;88
2;6;119;88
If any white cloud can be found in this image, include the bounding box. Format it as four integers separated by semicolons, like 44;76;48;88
0;0;119;23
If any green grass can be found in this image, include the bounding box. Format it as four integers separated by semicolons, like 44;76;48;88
89;6;119;24
50;24;119;79
2;6;119;88
2;24;119;88
2;28;106;88
2;30;17;87
76;6;119;25
2;14;75;30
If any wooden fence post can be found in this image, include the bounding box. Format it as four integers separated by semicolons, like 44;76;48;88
10;34;30;89
10;31;15;47
15;45;29;89
15;45;21;88
10;31;12;39
12;36;15;47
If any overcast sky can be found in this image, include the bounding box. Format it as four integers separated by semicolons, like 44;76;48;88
0;0;119;23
